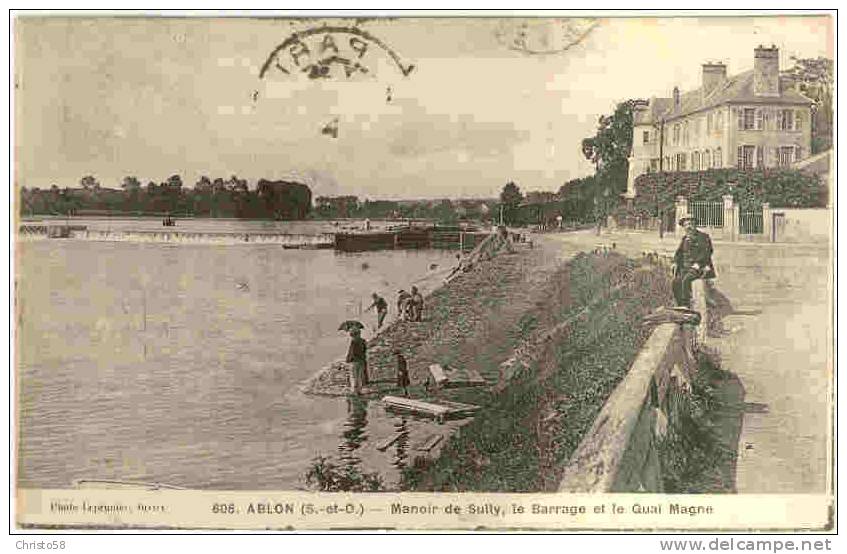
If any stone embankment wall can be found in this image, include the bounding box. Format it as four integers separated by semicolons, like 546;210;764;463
558;284;710;493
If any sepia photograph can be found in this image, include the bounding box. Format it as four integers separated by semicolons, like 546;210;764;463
10;10;836;533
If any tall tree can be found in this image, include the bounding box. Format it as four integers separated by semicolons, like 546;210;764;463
581;99;643;195
121;176;142;212
785;56;833;154
499;181;523;224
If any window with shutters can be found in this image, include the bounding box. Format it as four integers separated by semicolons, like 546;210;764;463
740;108;756;130
737;145;755;169
778;146;794;167
692;151;700;171
643;130;650;144
778;109;794;130
795;146;803;161
755;109;764;130
795;110;803;131
715;147;722;168
756;146;764;168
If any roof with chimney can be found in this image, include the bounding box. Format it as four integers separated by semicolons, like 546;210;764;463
635;69;813;125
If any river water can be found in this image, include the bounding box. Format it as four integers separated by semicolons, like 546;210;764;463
16;222;460;490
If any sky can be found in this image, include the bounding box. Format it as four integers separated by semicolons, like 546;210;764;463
14;14;833;199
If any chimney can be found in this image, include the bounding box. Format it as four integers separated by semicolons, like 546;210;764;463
673;86;680;109
702;62;727;97
753;44;780;97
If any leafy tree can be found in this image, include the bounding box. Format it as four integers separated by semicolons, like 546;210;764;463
121;176;142;211
581;99;643;195
121;176;141;191
79;175;100;190
785;56;833;153
433;198;458;223
499;181;523;224
164;174;183;191
256;179;312;220
194;176;212;192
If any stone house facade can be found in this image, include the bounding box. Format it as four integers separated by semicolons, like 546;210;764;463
626;46;814;198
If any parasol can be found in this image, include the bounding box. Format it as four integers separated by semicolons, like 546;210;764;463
338;320;365;332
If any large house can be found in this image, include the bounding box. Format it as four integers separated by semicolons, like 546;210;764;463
625;46;814;198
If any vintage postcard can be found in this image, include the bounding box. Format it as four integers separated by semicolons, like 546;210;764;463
11;12;835;532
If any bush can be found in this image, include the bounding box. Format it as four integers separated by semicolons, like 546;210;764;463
303;456;385;492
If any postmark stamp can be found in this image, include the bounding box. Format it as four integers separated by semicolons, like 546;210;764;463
494;18;599;56
259;24;415;81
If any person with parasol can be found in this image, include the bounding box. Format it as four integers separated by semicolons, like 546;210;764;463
339;320;369;394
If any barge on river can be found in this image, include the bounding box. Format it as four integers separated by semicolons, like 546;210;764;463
333;225;490;253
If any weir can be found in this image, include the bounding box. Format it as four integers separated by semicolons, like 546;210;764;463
19;223;491;252
18;225;336;248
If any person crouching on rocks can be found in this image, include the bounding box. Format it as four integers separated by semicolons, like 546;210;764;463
396;289;412;321
346;328;368;394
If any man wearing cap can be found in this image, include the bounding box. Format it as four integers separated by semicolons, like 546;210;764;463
673;216;716;307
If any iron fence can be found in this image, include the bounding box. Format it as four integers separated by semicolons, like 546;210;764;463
739;208;763;234
688;201;724;228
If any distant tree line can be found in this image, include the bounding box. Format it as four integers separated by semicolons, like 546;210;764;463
313;195;499;224
20;175;312;220
493;175;610;228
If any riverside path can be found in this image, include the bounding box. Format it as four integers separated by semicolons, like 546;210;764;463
546;230;832;494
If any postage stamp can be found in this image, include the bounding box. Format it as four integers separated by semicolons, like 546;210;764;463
10;12;836;536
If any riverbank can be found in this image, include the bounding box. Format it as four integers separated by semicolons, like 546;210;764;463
399;250;674;491
300;231;681;492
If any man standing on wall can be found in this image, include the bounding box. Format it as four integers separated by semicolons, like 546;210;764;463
673;216;716;308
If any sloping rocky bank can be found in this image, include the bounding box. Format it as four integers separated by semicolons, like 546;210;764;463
303;232;560;397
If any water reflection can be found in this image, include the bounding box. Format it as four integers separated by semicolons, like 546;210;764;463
338;397;368;468
391;417;410;472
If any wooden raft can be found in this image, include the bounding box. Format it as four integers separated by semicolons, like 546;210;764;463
381;395;480;422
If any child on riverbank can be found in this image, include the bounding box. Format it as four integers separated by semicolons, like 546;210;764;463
410;286;424;322
394;350;410;397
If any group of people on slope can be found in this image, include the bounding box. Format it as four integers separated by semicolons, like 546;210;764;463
366;286;424;329
343;286;423;396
